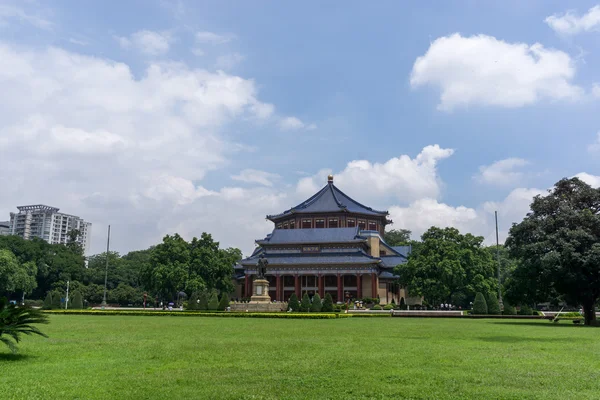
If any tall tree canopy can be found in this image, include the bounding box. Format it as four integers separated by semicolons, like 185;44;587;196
506;177;600;325
0;249;37;296
394;227;497;308
383;229;412;246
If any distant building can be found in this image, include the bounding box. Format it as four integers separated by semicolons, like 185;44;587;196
0;221;10;236
8;205;92;253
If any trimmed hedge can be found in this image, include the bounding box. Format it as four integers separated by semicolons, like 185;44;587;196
472;292;488;315
43;310;353;319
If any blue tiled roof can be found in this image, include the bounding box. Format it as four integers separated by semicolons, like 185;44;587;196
241;250;380;266
380;256;406;268
379;271;399;279
256;227;363;244
267;181;388;220
392;246;412;258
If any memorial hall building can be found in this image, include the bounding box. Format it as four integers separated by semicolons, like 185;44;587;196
234;175;414;305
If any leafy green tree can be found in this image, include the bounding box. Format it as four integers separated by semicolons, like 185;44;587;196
310;293;322;312
109;284;143;306
66;229;84;256
198;291;209;311
51;290;62;309
502;303;517;315
43;292;53;310
187;292;198;310
71;291;83;309
506;177;600;325
218;293;229;311
0;297;49;353
383;229;412;246
288;293;300;312
395;227;497;308
472;292;488;315
208;292;219;311
322;293;333;312
487;293;501;315
300;293;311;312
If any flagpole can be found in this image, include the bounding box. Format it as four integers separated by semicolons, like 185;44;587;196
101;225;111;309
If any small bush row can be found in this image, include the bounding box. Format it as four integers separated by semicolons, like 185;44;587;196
43;310;356;319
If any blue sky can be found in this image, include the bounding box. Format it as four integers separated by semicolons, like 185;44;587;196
1;0;599;256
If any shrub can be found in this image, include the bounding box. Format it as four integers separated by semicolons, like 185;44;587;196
487;293;501;315
322;293;334;312
0;297;49;353
51;291;62;310
71;291;83;310
288;293;300;312
518;305;533;315
502;303;517;315
43;292;53;310
391;298;396;305
187;293;198;310
371;305;382;310
383;304;394;310
300;293;311;312
472;292;488;315
218;293;229;311
208;293;219;311
310;294;322;312
399;297;407;310
198;292;208;311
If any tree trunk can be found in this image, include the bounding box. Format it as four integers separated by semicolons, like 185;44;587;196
583;301;597;326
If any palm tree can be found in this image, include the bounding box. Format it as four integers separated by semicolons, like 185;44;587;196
0;297;49;353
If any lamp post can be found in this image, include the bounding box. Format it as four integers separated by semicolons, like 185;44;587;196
101;225;111;309
65;280;70;310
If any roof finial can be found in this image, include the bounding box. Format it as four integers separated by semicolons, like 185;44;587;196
327;174;334;183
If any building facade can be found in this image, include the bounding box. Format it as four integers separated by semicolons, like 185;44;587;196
235;175;418;305
8;205;92;253
0;221;10;236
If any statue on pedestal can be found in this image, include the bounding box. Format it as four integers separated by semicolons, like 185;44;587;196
251;254;271;303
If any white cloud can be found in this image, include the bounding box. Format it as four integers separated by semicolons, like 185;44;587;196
410;33;582;111
593;83;600;97
297;145;454;204
192;48;205;56
68;38;88;46
278;116;317;131
195;31;233;45
117;30;172;55
574;172;600;187
477;158;530;186
545;5;600;35
588;132;600;153
0;4;53;30
0;41;278;255
231;169;281;187
215;53;244;69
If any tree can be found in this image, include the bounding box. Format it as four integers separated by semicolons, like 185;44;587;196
218;293;229;311
187;292;198;310
399;297;406;310
71;291;83;309
43;292;53;310
51;290;62;309
322;293;333;312
506;177;600;325
502;303;516;315
208;292;219;311
310;293;322;312
300;293;311;312
288;293;300;312
383;229;412;246
0;297;49;353
487;293;501;315
395;227;497;308
472;292;488;315
198;291;209;311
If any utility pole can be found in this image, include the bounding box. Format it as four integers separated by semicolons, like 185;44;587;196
495;211;503;311
101;225;111;309
65;280;70;310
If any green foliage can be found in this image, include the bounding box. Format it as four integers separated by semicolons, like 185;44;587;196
383;304;394;310
288;293;300;311
518;305;534;316
300;293;311;312
472;292;488;315
321;293;333;312
506;177;600;325
43;309;353;318
208;292;219;311
198;291;209;311
51;291;62;309
218;293;229;311
371;304;382;310
502;303;517;315
310;294;322;312
487;293;501;315
395;227;497;308
399;297;407;310
0;249;37;296
43;292;53;310
0;297;49;353
187;292;198;310
383;229;412;246
71;291;83;310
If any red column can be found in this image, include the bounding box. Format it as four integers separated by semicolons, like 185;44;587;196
244;274;249;298
371;273;377;299
357;273;362;299
294;275;300;297
337;274;342;303
249;276;253;297
318;274;324;298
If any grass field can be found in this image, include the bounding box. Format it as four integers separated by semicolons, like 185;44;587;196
1;316;599;399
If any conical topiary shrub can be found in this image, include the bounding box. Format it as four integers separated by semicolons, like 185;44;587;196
310;293;322;312
43;292;53;310
288;293;300;311
218;293;229;311
187;292;198;310
71;291;83;309
322;293;334;312
472;292;488;315
198;291;208;311
399;297;406;310
300;293;311;312
51;291;62;309
487;293;501;315
502;303;517;315
208;292;219;311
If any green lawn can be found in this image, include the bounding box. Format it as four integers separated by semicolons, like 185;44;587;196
1;316;599;399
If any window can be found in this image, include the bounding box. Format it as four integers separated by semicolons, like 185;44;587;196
328;219;338;228
283;223;289;229
302;219;312;229
289;220;295;229
315;219;325;228
347;219;356;228
368;221;377;231
358;220;366;230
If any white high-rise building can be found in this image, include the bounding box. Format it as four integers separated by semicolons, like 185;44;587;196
8;205;92;253
0;221;10;236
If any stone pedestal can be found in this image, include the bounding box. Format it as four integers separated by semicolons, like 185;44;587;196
250;279;271;303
